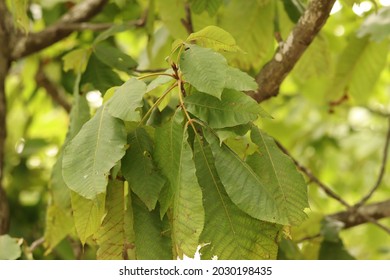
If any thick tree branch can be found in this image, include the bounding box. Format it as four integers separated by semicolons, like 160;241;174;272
330;200;390;231
11;0;108;60
249;0;336;102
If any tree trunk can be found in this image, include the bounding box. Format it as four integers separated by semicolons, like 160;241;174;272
0;0;11;235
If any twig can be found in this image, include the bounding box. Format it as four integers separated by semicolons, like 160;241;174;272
358;211;390;235
355;116;390;208
181;3;194;35
134;68;168;73
249;0;336;102
29;237;45;252
35;62;72;113
275;141;351;208
296;233;321;243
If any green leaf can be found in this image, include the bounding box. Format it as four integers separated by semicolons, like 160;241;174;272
282;0;305;23
94;22;137;44
327;36;388;103
180;44;228;99
189;0;223;16
71;191;106;245
185;89;267;129
319;239;356;260
215;124;252;143
193;137;282;259
156;0;188;39
96;180;126;260
247;127;308;225
106;78;147;122
186;25;241;52
70;84;91;139
224;66;258;91
63;104;127;200
44;205;74;253
154;110;205;258
122;127;165;210
50;88;89;209
10;0;29;33
219;0;274;69
93;42;138;74
62;48;91;74
205;128;307;225
357;6;390;42
45;75;89;251
132;195;172;260
146;70;174;92
0;235;22;260
81;54;123;94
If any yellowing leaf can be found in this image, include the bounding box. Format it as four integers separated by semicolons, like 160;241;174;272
186;25;242;52
71;191;106;245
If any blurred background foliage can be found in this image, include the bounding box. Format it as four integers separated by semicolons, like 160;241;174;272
1;0;390;259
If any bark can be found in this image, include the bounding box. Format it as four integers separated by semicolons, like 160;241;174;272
11;0;108;60
0;0;12;235
250;0;336;102
330;200;390;230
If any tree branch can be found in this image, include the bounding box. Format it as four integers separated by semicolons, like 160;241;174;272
249;0;336;102
0;0;12;235
330;200;390;231
11;0;108;60
355;116;390;207
35;62;72;113
181;3;194;35
275;141;351;209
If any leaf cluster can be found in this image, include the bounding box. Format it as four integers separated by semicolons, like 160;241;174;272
51;26;309;260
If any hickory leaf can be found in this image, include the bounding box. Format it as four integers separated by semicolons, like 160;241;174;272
154;110;204;258
180;44;228;99
224;67;258;91
71;191;106;244
107;78;147;122
205;128;307;225
193;136;282;259
122;127;165;210
63;104;127;200
95;180;126;260
185;89;268;129
132;196;173;259
247;127;308;225
186;25;241;52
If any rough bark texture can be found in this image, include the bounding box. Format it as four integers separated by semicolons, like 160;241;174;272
0;0;12;235
249;0;336;102
330;200;390;230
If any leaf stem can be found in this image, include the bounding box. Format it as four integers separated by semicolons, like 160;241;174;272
137;72;174;80
139;82;178;126
177;79;197;133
